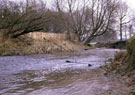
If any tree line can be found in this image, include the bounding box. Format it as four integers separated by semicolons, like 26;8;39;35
0;0;134;43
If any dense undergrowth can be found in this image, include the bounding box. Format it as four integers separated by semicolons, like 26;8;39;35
104;36;135;73
103;36;135;94
0;37;86;56
127;37;135;70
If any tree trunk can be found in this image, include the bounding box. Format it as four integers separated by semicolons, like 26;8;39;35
125;28;127;40
84;36;95;44
129;25;132;38
11;31;29;38
120;22;123;41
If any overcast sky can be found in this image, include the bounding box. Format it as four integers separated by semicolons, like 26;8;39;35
46;0;135;10
122;0;135;9
10;0;135;10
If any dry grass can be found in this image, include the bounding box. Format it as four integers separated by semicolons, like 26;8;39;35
23;38;86;55
0;37;86;56
0;37;33;56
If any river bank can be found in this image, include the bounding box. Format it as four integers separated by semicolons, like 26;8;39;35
0;37;87;56
102;51;135;95
102;37;135;95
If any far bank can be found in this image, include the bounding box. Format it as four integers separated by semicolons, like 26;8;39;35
0;36;89;56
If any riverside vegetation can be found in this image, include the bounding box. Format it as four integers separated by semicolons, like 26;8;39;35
103;36;135;94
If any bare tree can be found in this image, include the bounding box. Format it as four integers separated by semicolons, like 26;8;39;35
54;0;118;43
129;12;135;37
84;0;117;43
66;0;88;41
54;0;95;41
0;0;49;39
54;0;76;41
116;1;129;41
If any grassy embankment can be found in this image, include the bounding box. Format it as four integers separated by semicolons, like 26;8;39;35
103;36;135;94
0;36;89;56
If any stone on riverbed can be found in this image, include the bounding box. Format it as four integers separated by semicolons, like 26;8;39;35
66;60;72;63
88;64;92;67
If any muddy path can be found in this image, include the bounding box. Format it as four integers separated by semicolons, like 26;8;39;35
0;48;128;95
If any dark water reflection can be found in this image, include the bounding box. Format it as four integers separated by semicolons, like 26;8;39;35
0;49;120;95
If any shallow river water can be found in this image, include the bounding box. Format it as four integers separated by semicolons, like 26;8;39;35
0;49;120;95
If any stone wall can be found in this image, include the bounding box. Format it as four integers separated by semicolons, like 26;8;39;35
27;32;78;41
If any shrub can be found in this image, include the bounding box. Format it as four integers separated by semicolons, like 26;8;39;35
114;51;127;61
127;36;135;70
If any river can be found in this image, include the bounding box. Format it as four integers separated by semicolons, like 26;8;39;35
0;49;120;95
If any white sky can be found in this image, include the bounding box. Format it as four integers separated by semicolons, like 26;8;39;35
47;0;135;10
9;0;135;10
122;0;135;9
10;0;135;10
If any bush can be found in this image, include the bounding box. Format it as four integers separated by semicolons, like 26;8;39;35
114;51;127;61
127;36;135;70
